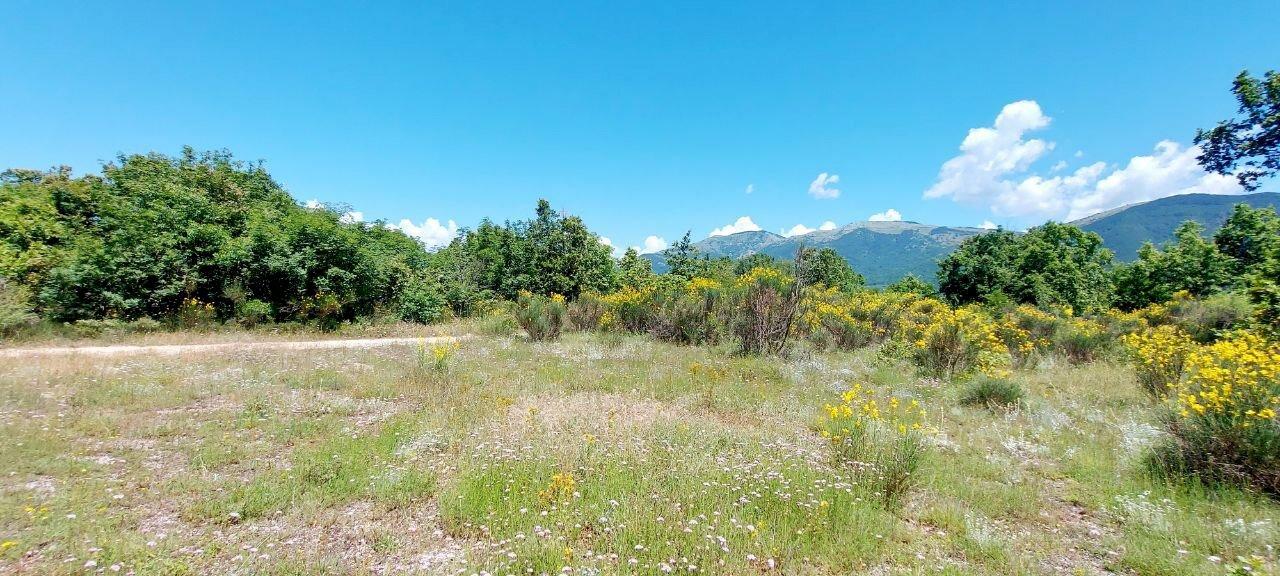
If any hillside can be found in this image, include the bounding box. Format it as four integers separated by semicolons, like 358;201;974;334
646;221;986;286
1073;192;1280;260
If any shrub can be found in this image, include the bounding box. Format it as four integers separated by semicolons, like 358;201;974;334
598;285;655;332
732;267;801;355
236;299;273;328
0;278;38;337
515;292;567;341
176;297;218;329
567;292;608;331
397;281;446;324
905;306;1010;380
817;383;932;507
1121;325;1196;399
1053;317;1112;364
477;308;518;337
959;376;1024;409
800;287;876;350
1168;291;1252;343
1146;332;1280;495
648;278;726;345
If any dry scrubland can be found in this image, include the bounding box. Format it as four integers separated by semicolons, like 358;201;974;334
1;327;1278;576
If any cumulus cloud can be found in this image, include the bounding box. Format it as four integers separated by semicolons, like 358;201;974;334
924;100;1054;206
389;218;459;250
924;100;1245;219
709;216;762;237
979;220;998;230
304;199;323;209
636;235;668;255
338;211;364;224
1064;141;1243;219
868;208;902;222
819;221;838;231
782;224;815;237
808;173;841;199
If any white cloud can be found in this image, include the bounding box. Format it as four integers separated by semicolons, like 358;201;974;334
818;221;838;231
636;235;667;255
924;100;1245;220
868;208;902;222
924;100;1054;206
782;224;815;237
1064;141;1243;220
338;211;364;224
808;172;841;199
304;199;323;209
979;220;998;230
389;217;458;250
709;216;762;237
745;184;754;194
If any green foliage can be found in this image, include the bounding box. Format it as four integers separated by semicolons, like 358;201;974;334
661;232;702;280
958;377;1024;409
733;267;801;355
1195;69;1280;191
0;277;38;337
885;273;936;297
454;199;617;301
733;252;791;276
1111;222;1233;310
617;247;656;289
397;277;447;324
797;247;864;293
514;292;567;341
477;308;519;337
937;223;1114;313
236;299;272;328
0;149;438;328
1215;204;1280;276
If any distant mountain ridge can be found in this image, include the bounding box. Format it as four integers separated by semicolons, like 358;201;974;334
643;191;1280;286
644;221;987;287
1071;192;1280;260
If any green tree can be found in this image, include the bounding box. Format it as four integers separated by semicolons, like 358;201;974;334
1;149;441;326
1111;222;1233;309
938;223;1113;312
662;232;700;279
1195;70;1280;191
796;247;863;293
456;199;616;300
1214;204;1280;276
886;274;937;297
618;247;655;289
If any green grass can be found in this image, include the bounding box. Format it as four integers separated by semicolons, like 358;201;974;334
0;327;1277;574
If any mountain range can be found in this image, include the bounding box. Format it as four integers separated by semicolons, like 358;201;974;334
644;192;1280;286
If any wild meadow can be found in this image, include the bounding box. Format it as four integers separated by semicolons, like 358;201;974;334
2;280;1278;575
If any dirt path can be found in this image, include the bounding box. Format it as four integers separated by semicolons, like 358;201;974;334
0;335;467;359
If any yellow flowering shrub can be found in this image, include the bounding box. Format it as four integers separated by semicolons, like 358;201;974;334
1121;325;1196;398
816;383;934;506
1054;316;1112;363
799;287;875;350
904;306;1011;380
1148;331;1280;495
1176;333;1279;424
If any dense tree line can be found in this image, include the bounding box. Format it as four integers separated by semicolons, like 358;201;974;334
0;150;621;332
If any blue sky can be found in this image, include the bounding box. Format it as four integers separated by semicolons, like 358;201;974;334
3;1;1277;253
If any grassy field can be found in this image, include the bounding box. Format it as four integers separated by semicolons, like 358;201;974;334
1;327;1277;575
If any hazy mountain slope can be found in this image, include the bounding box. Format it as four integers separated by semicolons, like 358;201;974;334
1072;192;1280;260
644;222;984;286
